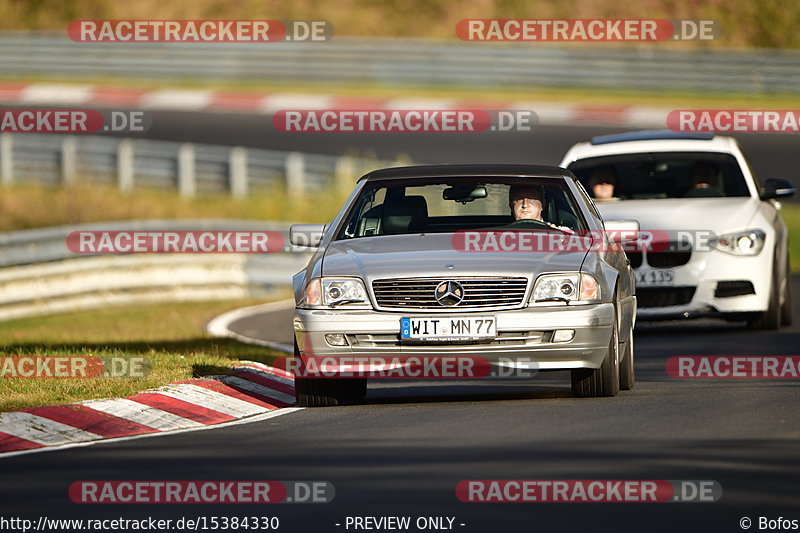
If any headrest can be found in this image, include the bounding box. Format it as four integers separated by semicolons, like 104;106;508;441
382;195;428;234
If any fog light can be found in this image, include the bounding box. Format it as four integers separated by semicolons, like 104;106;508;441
553;329;575;343
324;333;349;346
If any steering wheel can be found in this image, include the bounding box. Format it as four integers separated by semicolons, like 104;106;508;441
505;218;552;229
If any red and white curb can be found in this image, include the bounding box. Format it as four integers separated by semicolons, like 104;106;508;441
0;361;297;457
0;82;670;128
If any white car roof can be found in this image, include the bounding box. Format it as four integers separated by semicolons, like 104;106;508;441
560;132;740;167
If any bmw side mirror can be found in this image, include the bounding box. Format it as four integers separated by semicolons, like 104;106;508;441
761;178;795;200
290;224;326;247
604;220;640;243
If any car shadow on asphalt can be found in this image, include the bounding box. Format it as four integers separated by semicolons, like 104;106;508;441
360;374;584;404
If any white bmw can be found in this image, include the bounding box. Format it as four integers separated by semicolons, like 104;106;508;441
560;131;795;329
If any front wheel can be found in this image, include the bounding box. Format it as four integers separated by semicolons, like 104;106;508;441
748;260;781;330
293;338;368;407
295;377;368;407
619;322;635;390
571;307;620;398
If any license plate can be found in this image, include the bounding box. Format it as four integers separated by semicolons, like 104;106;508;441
400;316;497;341
636;269;675;286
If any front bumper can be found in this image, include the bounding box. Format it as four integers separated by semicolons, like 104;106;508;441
293;303;615;371
635;249;771;320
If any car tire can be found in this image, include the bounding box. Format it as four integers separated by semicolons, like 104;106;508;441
293;338;368;407
295;377;368;407
781;254;793;327
748;257;781;331
619;322;635;391
571;303;620;398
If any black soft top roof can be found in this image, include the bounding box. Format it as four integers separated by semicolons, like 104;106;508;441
358;164;574;182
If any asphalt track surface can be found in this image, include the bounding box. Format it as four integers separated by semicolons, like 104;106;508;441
9;104;800;185
127;109;800;185
1;279;798;532
1;112;799;532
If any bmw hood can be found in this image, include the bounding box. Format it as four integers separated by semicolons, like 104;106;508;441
321;233;589;282
597;197;762;235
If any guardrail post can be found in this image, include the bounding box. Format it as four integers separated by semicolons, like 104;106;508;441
229;147;248;198
178;143;196;197
286;152;305;198
335;155;354;195
117;139;134;192
0;133;12;185
61;136;77;185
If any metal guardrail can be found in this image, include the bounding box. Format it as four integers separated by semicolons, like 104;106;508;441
0;219;300;267
0;219;311;320
1;33;799;93
0;253;306;321
0;132;398;197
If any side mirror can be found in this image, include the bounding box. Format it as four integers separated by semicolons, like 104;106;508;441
604;219;640;243
290;224;326;247
761;178;795;200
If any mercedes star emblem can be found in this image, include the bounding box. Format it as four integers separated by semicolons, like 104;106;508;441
435;280;464;306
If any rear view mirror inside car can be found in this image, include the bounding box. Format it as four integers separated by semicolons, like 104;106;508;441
443;185;488;202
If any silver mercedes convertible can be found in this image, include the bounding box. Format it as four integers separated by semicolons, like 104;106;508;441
290;165;638;406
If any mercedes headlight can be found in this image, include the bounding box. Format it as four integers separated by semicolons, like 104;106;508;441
530;273;601;305
303;277;371;308
710;230;766;256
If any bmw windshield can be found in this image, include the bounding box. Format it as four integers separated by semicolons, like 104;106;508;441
567;152;751;202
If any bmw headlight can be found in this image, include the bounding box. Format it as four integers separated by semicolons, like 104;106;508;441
530;273;601;305
303;277;371;308
710;230;766;256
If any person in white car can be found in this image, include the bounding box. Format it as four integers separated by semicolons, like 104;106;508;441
589;166;619;202
684;161;724;197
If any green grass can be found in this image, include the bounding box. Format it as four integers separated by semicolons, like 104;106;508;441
2;0;800;48
782;203;800;273
0;298;290;412
0;182;354;231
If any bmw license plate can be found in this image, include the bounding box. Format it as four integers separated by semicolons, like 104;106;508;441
400;316;496;342
636;269;675;287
